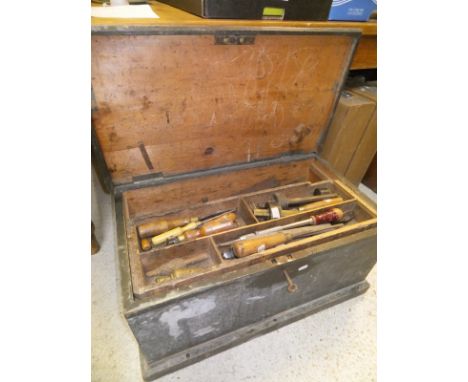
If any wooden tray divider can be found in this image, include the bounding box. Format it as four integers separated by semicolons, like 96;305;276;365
208;236;224;264
134;216;377;298
126;176;376;298
239;198;259;224
211;198;359;247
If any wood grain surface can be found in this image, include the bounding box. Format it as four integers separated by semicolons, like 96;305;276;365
92;32;356;184
362;153;377;192
91;1;376;71
348;35;377;70
345;109;377;184
124;160;312;218
320;91;375;175
344;85;377;184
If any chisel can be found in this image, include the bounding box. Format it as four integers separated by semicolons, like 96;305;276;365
138;216;198;239
220;208;345;247
149;209;235;247
232;223;343;258
138;209;234;239
176;212;237;242
274;192;338;208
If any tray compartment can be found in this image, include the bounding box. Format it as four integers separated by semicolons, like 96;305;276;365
134;198;257;252
123;160;313;220
121;159;377;300
242;180;352;221
212;198;365;251
139;238;222;292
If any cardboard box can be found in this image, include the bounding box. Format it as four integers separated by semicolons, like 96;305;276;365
328;0;377;21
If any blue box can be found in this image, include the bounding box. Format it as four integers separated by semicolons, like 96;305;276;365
328;0;377;21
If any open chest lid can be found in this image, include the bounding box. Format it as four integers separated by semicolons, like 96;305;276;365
91;26;360;186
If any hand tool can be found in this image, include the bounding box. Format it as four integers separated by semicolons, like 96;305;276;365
140;238;152;251
253;208;271;218
219;208;345;248
297;197;344;211
273;192;338;209
150;210;235;246
145;253;209;277
138;216;198;239
153;268;206;283
138;209;234;239
175;212;237;243
171;268;205;279
150;221;200;247
233;223;343;258
266;202;281;219
197;211;236;235
253;207;297;218
313;187;332;195
154;275;172;284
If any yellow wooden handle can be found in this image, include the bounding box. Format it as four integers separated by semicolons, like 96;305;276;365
151;221;199;246
138;216;198;238
140;238;152;251
233;232;289;258
199;212;237;236
298;197;343;211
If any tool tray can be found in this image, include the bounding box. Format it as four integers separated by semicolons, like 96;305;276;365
91;25;377;380
125;177;375;298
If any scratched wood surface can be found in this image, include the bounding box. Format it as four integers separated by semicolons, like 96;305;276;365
91;1;376;71
92;32;356;184
124;160;312;218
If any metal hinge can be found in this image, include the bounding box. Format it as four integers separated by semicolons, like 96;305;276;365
215;34;255;45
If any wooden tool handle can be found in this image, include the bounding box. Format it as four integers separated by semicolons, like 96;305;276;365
233;232;290;258
181;229;202;241
140;238;152;251
176;213;237;243
151;221;199;246
298;197;343;211
171;267;205;279
200;212;237;236
313;208;344;224
138;216;195;238
288;193;338;206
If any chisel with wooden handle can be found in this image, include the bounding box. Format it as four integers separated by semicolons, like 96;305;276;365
138;209;234;239
151;221;200;247
177;212;237;242
149;210;235;247
138;216;198;239
232;223;343;258
220;208;345;248
274;192;338;208
297;197;344;211
140;238;152;251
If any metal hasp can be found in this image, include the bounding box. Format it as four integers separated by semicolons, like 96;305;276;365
282;269;298;293
115;196;377;381
214;34;255;45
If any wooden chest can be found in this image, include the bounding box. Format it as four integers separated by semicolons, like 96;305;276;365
91;25;377;380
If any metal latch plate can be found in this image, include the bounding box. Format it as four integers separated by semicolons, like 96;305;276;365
214;35;255;45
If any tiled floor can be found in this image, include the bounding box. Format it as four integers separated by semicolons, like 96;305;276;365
91;179;377;382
